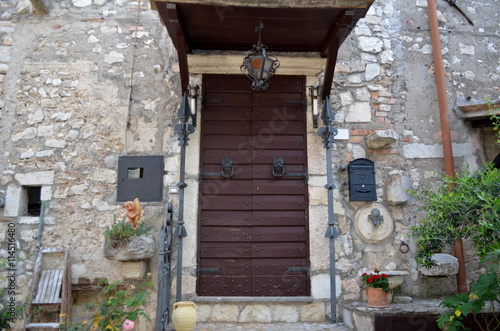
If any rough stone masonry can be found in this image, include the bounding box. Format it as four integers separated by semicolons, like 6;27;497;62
0;0;498;329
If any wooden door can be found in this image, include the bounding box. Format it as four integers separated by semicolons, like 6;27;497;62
197;75;309;296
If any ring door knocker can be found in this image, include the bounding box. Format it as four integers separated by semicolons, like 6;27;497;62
221;157;234;178
272;157;285;178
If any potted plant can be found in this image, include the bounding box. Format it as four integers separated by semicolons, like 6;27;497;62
362;269;390;308
103;198;155;261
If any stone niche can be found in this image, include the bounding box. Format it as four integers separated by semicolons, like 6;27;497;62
354;203;394;243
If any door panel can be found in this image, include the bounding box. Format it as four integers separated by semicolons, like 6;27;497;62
198;75;309;297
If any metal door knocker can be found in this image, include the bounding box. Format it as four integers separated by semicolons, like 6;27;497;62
221;157;234;178
272;157;285;178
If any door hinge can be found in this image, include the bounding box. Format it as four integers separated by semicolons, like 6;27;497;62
286;266;310;279
285;99;307;111
197;267;220;275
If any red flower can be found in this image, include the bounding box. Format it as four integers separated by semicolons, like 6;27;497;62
375;275;380;280
362;273;367;276
368;277;374;283
374;268;379;273
381;273;388;278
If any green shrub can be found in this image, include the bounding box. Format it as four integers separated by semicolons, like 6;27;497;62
60;278;154;331
104;217;153;248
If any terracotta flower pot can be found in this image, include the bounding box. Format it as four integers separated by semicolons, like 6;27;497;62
172;301;197;331
366;287;390;308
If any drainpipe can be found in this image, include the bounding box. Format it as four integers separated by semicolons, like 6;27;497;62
426;0;467;294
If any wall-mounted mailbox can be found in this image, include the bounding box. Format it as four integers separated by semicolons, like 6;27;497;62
117;155;164;202
348;158;377;201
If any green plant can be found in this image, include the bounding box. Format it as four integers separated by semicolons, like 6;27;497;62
361;269;390;292
486;99;500;144
0;259;32;330
410;163;500;267
436;249;500;331
104;216;153;248
60;278;154;331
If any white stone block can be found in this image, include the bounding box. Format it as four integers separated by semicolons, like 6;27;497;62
45;139;67;148
121;261;147;280
15;171;54;186
104;51;125;64
50;112;72;121
345;102;371;123
334;129;349;140
4;184;22;217
418;253;459;276
312;274;332;299
358;36;383;53
93;169;117;183
27;109;44;125
41;186;52;201
72;0;92;7
365;63;380;81
11;128;37;141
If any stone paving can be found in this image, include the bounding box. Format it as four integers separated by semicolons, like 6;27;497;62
168;322;351;330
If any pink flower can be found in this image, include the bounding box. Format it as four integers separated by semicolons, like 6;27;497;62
122;319;135;331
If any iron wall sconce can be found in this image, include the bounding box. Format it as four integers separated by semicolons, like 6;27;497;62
241;21;280;92
309;85;321;128
187;84;199;127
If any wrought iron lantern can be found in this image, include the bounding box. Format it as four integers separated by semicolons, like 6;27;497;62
241;21;280;91
309;85;321;128
187;84;199;127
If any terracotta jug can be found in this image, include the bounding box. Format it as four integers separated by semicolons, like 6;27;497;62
366;288;390;308
172;301;197;331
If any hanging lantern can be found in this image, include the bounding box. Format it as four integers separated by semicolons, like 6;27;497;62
241;21;280;92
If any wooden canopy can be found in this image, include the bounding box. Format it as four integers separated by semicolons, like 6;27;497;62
153;0;373;99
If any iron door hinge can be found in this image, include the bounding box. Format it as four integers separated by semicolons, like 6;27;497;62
197;267;220;276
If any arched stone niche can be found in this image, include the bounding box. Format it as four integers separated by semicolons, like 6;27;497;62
354;203;394;243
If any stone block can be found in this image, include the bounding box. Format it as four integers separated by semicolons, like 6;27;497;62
4;184;22;217
15;171;55;186
121;260;147;280
104;235;155;261
353;311;374;330
239;305;272;322
272;305;299;322
311;273;331;299
366;130;398;149
385;175;412;205
211;304;239;322
342;308;354;329
418;253;459;276
300;303;325;322
345;102;371;123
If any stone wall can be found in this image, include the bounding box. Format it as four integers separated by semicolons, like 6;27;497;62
0;0;498;328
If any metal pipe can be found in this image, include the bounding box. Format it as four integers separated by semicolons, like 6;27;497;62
426;0;467;293
317;97;339;323
175;145;186;302
173;94;194;302
34;201;46;261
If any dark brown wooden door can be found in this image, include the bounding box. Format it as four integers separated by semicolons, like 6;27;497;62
197;75;309;297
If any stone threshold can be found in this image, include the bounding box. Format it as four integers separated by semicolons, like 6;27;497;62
192;296;318;304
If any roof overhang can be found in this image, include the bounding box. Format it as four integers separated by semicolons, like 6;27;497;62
152;0;373;98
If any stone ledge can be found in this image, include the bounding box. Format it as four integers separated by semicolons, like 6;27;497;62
193;296;317;304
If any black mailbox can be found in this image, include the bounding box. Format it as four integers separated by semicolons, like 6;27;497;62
348;158;377;201
117;155;164;202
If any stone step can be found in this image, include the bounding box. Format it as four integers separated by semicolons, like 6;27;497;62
192;297;333;323
167;322;351;331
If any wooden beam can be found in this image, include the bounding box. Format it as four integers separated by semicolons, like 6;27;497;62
165;3;190;94
153;0;374;9
321;11;355;100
